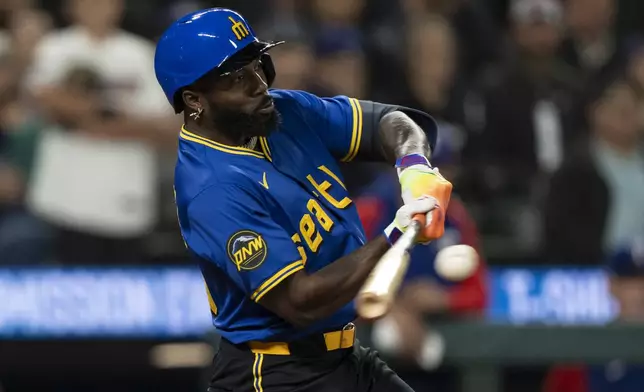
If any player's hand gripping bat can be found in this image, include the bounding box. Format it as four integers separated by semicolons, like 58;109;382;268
356;160;452;321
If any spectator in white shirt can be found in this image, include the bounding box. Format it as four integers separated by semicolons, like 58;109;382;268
25;0;180;264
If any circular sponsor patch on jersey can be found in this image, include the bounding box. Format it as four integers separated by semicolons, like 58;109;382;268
226;230;267;271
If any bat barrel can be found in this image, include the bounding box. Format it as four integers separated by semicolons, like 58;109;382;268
355;219;422;320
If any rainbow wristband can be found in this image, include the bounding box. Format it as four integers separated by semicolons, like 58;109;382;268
395;154;431;170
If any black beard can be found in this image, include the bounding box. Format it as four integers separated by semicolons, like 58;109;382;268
208;107;281;144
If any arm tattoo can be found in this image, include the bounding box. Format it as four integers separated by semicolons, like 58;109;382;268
377;111;431;164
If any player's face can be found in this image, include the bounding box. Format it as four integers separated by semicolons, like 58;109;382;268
202;59;279;142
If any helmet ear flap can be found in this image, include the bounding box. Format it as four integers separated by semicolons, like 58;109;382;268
260;53;276;87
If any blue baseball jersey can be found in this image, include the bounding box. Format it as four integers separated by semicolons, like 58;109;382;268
174;89;412;343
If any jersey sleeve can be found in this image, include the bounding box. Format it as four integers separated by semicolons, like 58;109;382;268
185;183;305;303
273;89;390;162
273;89;438;162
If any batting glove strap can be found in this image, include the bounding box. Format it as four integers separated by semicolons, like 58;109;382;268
384;196;438;245
384;221;403;245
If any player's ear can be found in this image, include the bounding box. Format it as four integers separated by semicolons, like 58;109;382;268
182;89;203;114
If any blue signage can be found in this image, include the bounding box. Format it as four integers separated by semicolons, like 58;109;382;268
0;267;213;338
487;267;618;325
0;266;620;338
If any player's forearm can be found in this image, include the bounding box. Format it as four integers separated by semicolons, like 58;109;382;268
296;235;390;314
261;236;390;327
376;111;431;164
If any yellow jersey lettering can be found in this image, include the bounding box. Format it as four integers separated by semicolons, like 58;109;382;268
306;166;352;209
291;233;308;265
306;199;334;232
318;165;347;189
299;214;322;252
297;198;337;254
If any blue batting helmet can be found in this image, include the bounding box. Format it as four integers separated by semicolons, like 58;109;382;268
154;8;283;113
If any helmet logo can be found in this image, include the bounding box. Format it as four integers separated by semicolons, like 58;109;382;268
229;16;250;41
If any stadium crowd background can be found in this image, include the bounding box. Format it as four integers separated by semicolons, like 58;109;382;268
1;0;644;391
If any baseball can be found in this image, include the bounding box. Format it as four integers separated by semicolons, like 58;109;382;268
434;244;478;281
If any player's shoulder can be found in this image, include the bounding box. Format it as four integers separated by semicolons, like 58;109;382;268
269;89;315;114
270;89;350;112
269;88;314;104
175;149;265;207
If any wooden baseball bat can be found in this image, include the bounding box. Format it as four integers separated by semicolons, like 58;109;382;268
356;215;425;321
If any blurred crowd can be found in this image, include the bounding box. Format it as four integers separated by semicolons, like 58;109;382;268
0;0;643;391
0;0;639;297
1;0;643;270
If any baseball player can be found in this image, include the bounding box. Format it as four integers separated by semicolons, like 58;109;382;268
154;8;452;392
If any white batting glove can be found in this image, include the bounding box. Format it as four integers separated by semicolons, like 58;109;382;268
384;195;437;245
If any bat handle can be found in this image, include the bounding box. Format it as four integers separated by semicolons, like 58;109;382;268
406;213;426;241
397;216;424;251
412;213;426;227
355;215;426;321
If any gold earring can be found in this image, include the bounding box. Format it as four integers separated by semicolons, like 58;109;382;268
190;107;203;120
